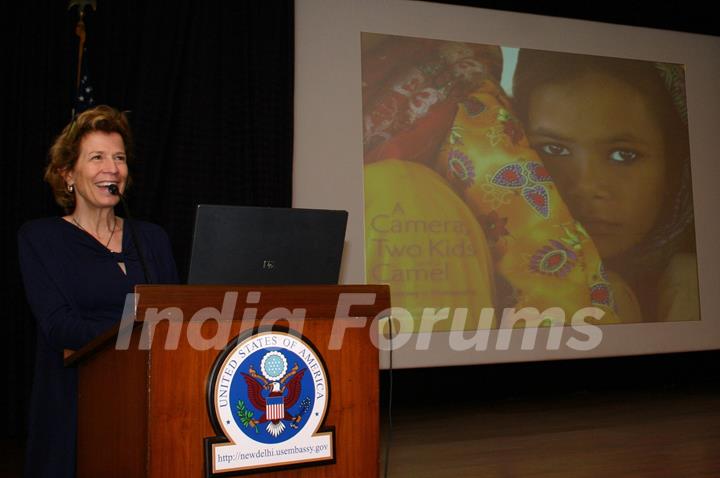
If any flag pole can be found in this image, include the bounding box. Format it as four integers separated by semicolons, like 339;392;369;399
68;0;97;118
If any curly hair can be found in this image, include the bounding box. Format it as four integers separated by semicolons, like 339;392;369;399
44;105;133;212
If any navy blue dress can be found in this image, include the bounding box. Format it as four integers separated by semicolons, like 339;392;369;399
18;217;179;478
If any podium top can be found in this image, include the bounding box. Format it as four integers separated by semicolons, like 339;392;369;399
134;284;389;319
65;284;390;366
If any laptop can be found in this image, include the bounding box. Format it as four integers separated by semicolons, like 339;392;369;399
187;204;348;285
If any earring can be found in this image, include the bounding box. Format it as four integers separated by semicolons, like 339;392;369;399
67;184;75;193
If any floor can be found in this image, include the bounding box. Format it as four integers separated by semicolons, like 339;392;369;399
0;438;22;478
2;378;718;477
380;383;720;477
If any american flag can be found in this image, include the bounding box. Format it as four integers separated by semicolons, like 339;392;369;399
74;47;95;116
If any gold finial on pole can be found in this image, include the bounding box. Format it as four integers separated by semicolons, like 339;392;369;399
68;0;97;92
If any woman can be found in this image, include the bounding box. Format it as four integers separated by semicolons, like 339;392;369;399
512;49;698;322
18;105;179;477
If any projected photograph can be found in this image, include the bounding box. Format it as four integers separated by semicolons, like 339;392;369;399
361;33;699;331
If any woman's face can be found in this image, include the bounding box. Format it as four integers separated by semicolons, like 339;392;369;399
65;131;128;212
525;72;667;259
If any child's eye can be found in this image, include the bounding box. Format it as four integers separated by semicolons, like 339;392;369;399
539;144;571;156
609;150;638;164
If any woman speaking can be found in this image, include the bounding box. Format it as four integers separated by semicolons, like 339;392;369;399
18;105;179;477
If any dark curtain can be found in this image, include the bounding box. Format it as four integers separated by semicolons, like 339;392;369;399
2;0;718;468
1;0;294;442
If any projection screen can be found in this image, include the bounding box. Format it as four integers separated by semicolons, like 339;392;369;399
293;0;720;368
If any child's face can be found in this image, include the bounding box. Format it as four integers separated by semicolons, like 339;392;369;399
525;72;667;259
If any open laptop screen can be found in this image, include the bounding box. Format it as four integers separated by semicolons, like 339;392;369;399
187;205;348;285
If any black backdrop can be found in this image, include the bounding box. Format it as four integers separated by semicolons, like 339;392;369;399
2;0;719;464
1;1;294;441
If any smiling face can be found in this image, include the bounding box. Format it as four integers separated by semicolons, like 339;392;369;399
525;72;668;259
64;131;128;212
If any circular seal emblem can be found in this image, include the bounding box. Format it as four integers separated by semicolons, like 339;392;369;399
205;329;334;475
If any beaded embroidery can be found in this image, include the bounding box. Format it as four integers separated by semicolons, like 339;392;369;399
529;240;577;277
489;161;552;218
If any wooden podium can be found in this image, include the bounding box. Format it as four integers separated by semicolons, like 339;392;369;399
66;284;389;477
